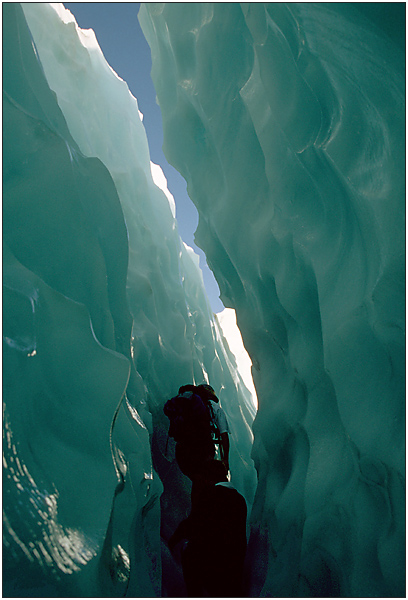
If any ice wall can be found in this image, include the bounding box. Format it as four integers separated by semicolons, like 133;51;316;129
139;3;405;597
3;3;256;596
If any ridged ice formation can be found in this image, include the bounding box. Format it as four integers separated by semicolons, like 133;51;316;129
3;4;256;596
139;3;405;597
3;2;405;597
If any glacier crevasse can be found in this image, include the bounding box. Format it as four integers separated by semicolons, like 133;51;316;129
4;3;255;597
138;3;405;597
3;2;405;598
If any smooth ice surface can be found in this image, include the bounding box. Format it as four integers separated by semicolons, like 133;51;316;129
217;308;257;405
139;3;405;597
4;3;256;597
3;2;405;598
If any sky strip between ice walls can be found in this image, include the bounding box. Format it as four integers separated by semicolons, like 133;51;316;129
137;2;405;597
3;3;257;597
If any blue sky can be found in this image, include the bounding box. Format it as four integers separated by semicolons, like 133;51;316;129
63;2;224;313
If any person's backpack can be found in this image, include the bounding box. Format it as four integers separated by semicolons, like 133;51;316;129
164;387;219;447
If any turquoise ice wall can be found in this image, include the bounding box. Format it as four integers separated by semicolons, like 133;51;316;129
139;2;405;597
3;4;256;596
3;2;405;597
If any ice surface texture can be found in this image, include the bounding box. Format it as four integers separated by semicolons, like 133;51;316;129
3;2;405;597
139;3;405;597
4;3;256;597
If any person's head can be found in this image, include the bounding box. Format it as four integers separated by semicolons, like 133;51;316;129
199;459;228;485
197;383;219;403
178;384;197;395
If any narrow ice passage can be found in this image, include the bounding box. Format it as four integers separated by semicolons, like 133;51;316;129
3;3;405;598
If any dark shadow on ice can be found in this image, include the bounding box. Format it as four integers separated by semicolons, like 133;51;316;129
169;459;247;598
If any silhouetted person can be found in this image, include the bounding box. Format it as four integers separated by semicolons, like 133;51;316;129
169;460;247;597
164;383;230;482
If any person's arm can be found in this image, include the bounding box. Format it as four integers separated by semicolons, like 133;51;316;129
220;431;230;472
213;403;230;472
